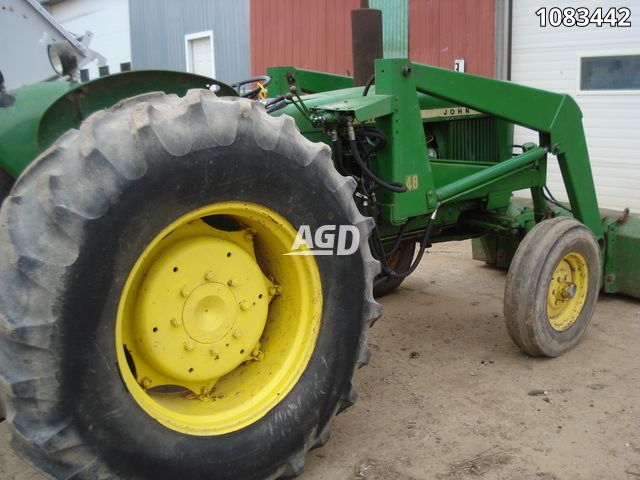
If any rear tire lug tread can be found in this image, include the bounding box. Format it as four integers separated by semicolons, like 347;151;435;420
311;422;332;449
281;448;307;478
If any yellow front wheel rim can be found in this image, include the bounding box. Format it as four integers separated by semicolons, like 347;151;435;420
546;251;588;331
115;201;322;435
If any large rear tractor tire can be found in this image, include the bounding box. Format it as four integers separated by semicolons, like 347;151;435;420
0;168;12;205
0;91;382;479
504;217;601;357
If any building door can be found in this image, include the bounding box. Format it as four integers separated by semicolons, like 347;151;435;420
185;31;215;78
510;1;640;212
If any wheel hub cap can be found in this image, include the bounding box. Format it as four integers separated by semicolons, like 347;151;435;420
183;282;237;344
134;235;270;384
546;252;589;331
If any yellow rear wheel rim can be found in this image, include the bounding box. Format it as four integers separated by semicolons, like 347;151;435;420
115;201;322;435
546;251;588;331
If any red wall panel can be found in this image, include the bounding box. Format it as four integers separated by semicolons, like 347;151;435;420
251;0;360;76
251;0;496;78
409;0;495;77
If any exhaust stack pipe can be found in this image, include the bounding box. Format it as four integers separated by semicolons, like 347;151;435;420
351;0;383;86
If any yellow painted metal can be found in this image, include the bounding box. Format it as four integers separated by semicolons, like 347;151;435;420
546;252;589;331
116;202;322;435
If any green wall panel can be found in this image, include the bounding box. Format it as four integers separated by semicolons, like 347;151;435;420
370;0;408;58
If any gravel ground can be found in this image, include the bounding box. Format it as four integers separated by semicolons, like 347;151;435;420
1;240;639;479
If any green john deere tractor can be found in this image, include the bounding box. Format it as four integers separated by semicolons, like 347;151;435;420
1;3;639;480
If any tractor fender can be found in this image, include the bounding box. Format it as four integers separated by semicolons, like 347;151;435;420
0;70;236;178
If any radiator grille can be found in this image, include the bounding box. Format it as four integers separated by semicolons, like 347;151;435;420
444;117;500;162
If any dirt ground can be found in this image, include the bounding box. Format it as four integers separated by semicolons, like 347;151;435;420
1;240;639;479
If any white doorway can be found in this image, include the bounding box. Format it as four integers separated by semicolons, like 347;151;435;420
185;31;215;78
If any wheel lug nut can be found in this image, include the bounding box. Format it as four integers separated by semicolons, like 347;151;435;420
232;328;242;338
239;301;251;311
269;285;282;296
170;317;181;327
563;283;577;299
204;271;215;281
140;377;152;389
228;278;239;287
209;346;217;356
184;341;194;351
181;286;191;297
251;348;264;361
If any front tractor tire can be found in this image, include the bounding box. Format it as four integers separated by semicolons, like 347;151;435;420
504;217;601;357
0;91;381;479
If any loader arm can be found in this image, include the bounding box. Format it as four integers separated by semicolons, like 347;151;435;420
408;62;603;239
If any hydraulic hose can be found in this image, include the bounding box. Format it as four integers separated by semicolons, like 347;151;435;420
264;95;286;112
393;212;436;278
363;74;375;96
349;138;407;193
357;127;387;148
374;209;437;284
384;222;408;258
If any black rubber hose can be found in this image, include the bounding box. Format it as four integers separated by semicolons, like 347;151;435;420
265;95;285;107
349;139;407;193
393;216;435;278
383;222;408;258
374;215;435;283
230;75;272;99
357;127;387;148
363;74;375;96
543;186;573;213
264;95;287;113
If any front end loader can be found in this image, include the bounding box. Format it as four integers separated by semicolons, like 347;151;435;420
1;2;639;479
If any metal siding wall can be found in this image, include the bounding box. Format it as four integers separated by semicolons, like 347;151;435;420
130;0;250;83
408;0;495;77
53;0;131;81
251;0;360;76
511;0;640;212
370;0;408;58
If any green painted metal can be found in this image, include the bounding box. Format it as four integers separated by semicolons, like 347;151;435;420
270;59;592;237
602;213;640;298
266;67;354;97
373;59;435;224
0;82;73;177
370;0;409;58
273;58;637;294
408;62;603;239
0;71;235;178
309;94;394;122
431;160;544;208
435;147;546;203
472;235;522;269
471;199;559;268
269;86;365;135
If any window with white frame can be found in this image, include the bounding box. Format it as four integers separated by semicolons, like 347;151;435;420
185;31;215;78
579;53;640;93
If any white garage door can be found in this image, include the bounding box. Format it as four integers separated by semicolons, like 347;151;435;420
186;31;215;78
511;1;640;214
